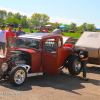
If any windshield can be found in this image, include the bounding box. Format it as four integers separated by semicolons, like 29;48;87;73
17;38;40;49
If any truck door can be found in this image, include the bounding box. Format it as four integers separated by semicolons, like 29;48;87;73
7;37;17;58
42;41;59;75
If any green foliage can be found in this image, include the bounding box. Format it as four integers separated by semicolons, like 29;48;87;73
0;10;7;25
14;13;22;20
28;13;50;28
5;17;20;27
70;22;77;30
6;12;14;19
0;10;97;34
20;18;29;28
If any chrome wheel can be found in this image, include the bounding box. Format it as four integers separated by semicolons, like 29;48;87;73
75;59;81;72
14;69;25;84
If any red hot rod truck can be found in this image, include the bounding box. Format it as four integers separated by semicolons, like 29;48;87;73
0;33;87;86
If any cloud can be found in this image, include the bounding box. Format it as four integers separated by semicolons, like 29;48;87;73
0;7;81;25
0;7;31;18
50;17;81;24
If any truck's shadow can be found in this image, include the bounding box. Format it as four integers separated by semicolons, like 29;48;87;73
0;69;99;95
87;66;100;74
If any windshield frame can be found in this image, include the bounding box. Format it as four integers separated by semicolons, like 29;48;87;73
17;37;41;50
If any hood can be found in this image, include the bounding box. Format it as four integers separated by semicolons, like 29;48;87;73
15;48;37;54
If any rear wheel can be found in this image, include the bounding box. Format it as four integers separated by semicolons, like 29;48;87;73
68;55;82;75
9;66;27;86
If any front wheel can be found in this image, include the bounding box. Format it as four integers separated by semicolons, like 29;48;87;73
9;66;27;86
68;55;82;75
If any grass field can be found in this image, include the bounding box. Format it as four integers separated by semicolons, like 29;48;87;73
3;27;82;38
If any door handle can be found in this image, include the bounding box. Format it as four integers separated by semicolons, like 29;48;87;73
53;55;57;57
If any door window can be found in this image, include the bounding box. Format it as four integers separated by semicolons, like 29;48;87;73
44;41;57;52
58;39;62;48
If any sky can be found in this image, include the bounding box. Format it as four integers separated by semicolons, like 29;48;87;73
0;0;100;27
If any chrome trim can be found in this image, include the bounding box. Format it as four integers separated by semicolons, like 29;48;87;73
16;64;31;73
1;63;8;72
75;60;81;71
14;69;25;84
27;72;43;77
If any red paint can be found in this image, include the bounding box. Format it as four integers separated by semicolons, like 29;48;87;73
6;34;74;75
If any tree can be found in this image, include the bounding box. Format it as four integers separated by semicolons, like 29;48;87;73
70;22;77;30
0;10;7;25
54;22;61;28
87;24;96;31
79;23;88;30
78;23;88;33
20;18;29;28
29;13;50;27
5;17;20;27
14;13;22;20
6;12;14;19
40;14;50;25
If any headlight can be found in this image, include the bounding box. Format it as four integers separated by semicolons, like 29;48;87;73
1;63;8;72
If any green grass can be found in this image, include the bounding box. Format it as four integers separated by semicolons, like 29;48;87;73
63;32;81;38
2;27;81;38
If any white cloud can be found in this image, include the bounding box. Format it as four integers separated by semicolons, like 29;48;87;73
0;7;81;25
0;7;31;18
50;17;81;25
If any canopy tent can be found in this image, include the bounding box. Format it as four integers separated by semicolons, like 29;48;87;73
59;25;69;29
45;24;53;27
94;28;100;30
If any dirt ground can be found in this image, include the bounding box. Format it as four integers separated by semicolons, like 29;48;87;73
0;50;100;100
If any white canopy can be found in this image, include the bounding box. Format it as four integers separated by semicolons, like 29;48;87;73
45;24;53;27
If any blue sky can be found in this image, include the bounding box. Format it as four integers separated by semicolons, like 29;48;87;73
0;0;100;27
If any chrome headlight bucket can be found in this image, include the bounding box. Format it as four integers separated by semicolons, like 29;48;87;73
1;63;8;72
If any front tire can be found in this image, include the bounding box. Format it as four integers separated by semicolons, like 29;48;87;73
68;55;82;75
9;66;27;86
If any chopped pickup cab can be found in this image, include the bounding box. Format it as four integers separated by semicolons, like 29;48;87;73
0;33;85;86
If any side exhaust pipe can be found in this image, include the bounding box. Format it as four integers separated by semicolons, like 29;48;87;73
27;72;43;77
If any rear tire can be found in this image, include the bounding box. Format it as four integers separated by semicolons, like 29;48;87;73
9;66;27;86
68;55;82;75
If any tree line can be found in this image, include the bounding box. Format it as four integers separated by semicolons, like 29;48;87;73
0;10;96;33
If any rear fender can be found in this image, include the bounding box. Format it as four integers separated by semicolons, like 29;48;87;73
63;55;72;67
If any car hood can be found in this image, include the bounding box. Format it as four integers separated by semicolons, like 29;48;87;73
15;48;38;54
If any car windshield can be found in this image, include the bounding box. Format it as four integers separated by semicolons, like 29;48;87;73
17;38;40;50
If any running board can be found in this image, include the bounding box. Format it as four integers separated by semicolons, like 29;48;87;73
27;72;43;77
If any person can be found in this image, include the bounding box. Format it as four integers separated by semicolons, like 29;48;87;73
13;29;16;33
15;24;25;37
53;26;65;36
0;25;6;56
36;26;46;33
6;24;15;42
43;27;50;33
30;29;33;33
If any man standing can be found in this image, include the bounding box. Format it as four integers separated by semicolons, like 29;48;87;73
53;26;65;36
6;24;15;42
15;24;25;37
36;26;46;33
43;27;50;33
0;25;6;56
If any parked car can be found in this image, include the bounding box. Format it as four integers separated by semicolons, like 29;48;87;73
0;33;86;86
70;29;75;33
81;29;86;34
